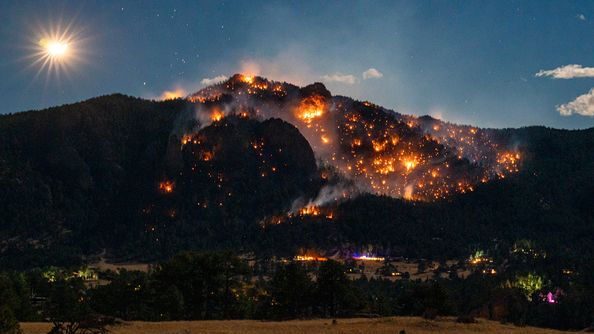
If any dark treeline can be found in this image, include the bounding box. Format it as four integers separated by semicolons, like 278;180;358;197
1;94;593;332
1;95;592;269
1;252;593;333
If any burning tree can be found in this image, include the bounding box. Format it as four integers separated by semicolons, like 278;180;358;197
184;74;522;203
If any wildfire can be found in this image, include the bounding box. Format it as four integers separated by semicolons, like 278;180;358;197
496;151;521;175
402;157;418;172
403;185;414;200
201;151;214;161
372;139;387;152
299;206;321;216
159;88;187;100
293;205;334;220
272;85;286;96
295;95;325;125
183;74;524;202
181;134;193;145
159;180;175;194
211;109;225;122
239;74;254;84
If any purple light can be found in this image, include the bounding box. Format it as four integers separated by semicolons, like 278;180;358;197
546;292;556;304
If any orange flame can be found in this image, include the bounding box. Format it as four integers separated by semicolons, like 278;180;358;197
181;134;193;145
211;109;225;122
402;157;418;172
295;95;325;125
239;74;254;84
159;180;175;194
299;206;321;216
159;88;187;100
201;151;214;161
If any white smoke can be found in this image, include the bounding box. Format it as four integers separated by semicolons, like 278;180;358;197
201;75;229;86
289;180;359;214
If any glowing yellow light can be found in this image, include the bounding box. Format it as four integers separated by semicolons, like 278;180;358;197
159;88;187;100
294;255;327;262
403;158;417;171
295;95;325;125
211;109;225;121
239;75;254;84
41;39;69;58
159;181;175;194
30;23;84;80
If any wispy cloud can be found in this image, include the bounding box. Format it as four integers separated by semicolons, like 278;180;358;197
557;88;594;117
158;88;188;100
535;64;594;79
362;68;383;80
321;73;356;85
201;75;229;86
237;46;317;86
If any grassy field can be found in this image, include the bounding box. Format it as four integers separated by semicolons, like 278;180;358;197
21;317;573;334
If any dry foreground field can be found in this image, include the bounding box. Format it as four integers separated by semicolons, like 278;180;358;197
21;317;573;334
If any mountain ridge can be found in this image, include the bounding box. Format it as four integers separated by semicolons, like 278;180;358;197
0;75;592;269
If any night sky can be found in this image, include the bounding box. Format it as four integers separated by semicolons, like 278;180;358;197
1;0;594;129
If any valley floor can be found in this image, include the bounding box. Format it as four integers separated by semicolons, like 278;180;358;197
21;317;573;334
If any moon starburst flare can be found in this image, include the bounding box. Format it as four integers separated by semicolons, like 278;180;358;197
26;20;86;81
40;39;69;58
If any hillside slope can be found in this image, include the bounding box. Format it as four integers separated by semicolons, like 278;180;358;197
0;77;592;270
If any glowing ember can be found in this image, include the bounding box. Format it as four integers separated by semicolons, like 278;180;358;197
402;157;418;171
372;140;387;152
181;134;193;145
481;268;497;275
201;151;214;161
159;180;174;194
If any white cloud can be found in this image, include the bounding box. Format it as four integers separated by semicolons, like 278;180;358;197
320;73;357;85
577;13;586;21
362;68;383;80
535;64;594;79
557;88;594;117
200;75;229;86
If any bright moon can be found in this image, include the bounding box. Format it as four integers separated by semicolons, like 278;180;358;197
39;38;69;59
28;23;85;80
39;38;68;59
